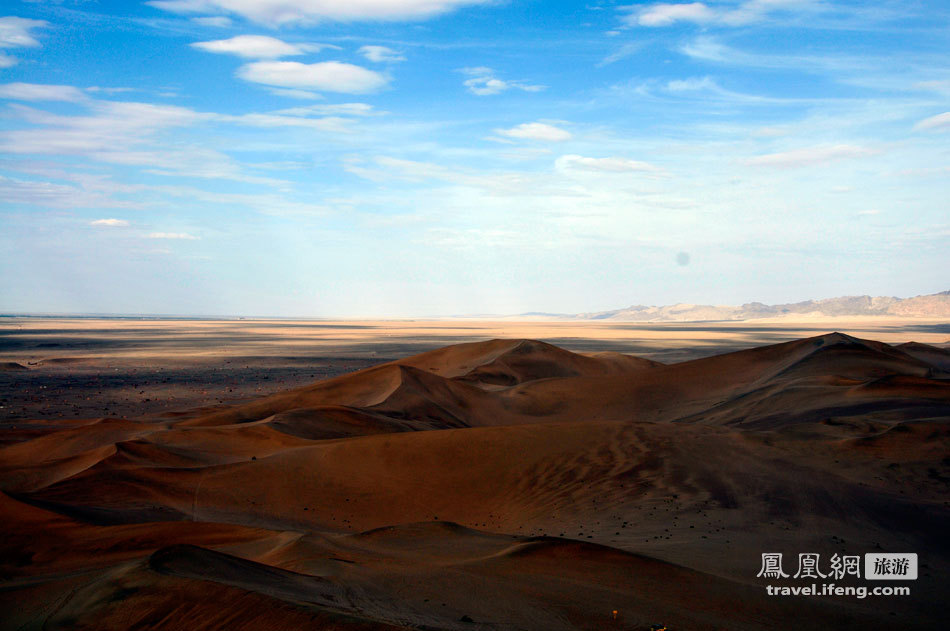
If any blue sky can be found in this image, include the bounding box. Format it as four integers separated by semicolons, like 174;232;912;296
0;0;947;317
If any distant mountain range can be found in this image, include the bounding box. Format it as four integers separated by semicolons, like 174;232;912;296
541;290;950;322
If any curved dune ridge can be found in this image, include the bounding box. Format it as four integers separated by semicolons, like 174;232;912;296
1;333;948;630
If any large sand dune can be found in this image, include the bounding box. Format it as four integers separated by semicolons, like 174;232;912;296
1;332;948;630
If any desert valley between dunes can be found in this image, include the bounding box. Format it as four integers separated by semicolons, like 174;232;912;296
1;317;948;630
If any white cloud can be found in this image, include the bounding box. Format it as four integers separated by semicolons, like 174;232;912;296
680;35;871;75
0;174;140;210
371;156;458;181
633;2;716;27
151;183;335;217
237;61;388;94
147;0;490;25
1;101;208;155
745;144;878;168
461;67;544;96
268;88;323;99
91;218;130;226
358;45;405;63
628;0;816;28
465;76;507;96
0;83;88;103
599;42;646;66
495;122;572;142
0;16;47;67
148;232;199;240
86;86;137;95
275;102;376;116
628;75;782;105
720;0;816;26
665;76;718;92
344;155;587;200
0;93;361;188
223;112;355;132
914;80;950;94
191;35;330;59
344;154;443;183
914;111;950;132
0;100;281;184
0;16;46;48
680;36;735;63
556;154;666;175
191;16;232;27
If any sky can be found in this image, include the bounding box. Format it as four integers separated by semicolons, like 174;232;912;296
0;0;947;317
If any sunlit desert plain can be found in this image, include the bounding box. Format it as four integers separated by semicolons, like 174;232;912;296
1;317;948;630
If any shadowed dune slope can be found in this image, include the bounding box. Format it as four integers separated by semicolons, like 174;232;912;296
897;341;950;371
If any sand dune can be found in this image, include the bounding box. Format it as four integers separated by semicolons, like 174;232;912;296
178;333;947;434
1;332;948;630
897;341;950;371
